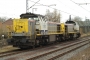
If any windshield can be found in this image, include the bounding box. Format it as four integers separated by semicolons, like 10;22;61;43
29;17;39;21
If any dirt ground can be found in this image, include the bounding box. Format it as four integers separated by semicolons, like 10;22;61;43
0;46;19;53
68;34;90;60
68;46;90;60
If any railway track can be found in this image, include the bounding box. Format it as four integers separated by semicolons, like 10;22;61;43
0;36;90;60
27;38;90;60
0;49;22;57
0;38;81;58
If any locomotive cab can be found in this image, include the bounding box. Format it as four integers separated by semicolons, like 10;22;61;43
7;13;48;48
65;20;81;39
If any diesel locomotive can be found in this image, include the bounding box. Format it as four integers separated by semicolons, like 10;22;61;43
7;13;81;49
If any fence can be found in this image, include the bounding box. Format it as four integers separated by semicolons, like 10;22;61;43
75;20;90;35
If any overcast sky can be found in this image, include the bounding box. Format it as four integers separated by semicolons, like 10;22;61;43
0;0;90;22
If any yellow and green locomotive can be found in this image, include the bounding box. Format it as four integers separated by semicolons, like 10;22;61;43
7;13;81;49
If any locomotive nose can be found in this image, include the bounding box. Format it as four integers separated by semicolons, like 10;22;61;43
13;19;28;33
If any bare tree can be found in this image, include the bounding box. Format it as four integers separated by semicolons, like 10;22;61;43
73;16;84;25
73;16;82;21
0;17;7;22
45;9;61;22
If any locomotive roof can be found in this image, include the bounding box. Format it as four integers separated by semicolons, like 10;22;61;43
65;20;75;24
20;13;45;18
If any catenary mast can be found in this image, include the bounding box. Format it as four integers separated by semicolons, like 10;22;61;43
26;0;29;13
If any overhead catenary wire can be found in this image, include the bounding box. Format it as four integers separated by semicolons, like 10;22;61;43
0;12;16;18
70;0;90;13
28;0;78;16
77;0;90;5
28;0;88;20
27;0;40;10
57;0;90;19
83;0;90;9
57;0;84;16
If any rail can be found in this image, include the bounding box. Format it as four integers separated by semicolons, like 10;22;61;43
0;36;89;60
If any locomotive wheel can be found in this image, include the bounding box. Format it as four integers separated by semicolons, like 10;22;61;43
19;46;30;49
58;37;61;42
35;40;40;47
44;39;48;45
70;36;74;40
